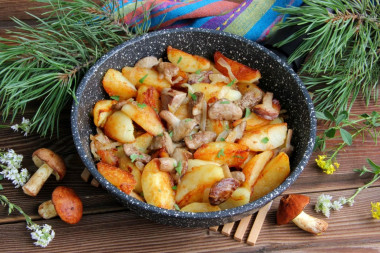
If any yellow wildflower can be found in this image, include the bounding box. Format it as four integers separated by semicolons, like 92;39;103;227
371;202;380;220
315;155;339;175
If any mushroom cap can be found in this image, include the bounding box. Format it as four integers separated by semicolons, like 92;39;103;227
277;194;310;225
52;186;83;224
32;148;66;180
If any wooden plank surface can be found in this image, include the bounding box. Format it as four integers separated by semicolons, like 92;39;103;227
1;1;379;252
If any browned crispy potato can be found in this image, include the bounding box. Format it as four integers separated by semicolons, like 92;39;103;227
242;150;274;192
218;187;250;210
176;164;224;207
233;112;270;131
251;152;290;201
206;119;230;135
238;123;288;151
141;159;175;209
103;111;135;143
214;51;261;83
237;82;264;95
181;202;221;212
122;66;171;91
97;149;119;167
121;100;164;136
193;141;250;167
118;156;142;193
97;162;136;194
136;85;161;112
132;132;153;154
191;82;242;102
93;100;117;127
171;69;189;87
187;159;220;172
209;178;240;205
167;46;210;72
102;69;137;100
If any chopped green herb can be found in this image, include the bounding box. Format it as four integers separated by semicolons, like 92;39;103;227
198;76;205;82
189;92;197;101
130;154;144;162
184;118;192;123
174;161;182;176
174;203;180;211
157;133;163;137
137;103;147;109
220;100;230;104
139;74;148;83
195;69;201;74
224;124;230;130
172;185;177;190
245;108;251;118
226;78;236;87
177;56;182;64
233;155;244;159
158;189;161;192
169;131;173;138
220;137;225;141
261;137;269;144
188;135;193;140
154;107;159;113
110;96;119;101
217;149;225;158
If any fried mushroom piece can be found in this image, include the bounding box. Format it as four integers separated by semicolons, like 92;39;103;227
161;88;187;113
253;92;281;120
149;132;174;155
184;131;217;150
123;144;151;163
157;62;179;84
159;110;197;142
171;148;192;183
188;71;212;84
158;157;177;173
238;89;263;110
134;56;161;69
188;92;204;122
208;99;243;121
209;178;240;205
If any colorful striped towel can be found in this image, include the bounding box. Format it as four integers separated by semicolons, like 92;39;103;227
110;0;303;42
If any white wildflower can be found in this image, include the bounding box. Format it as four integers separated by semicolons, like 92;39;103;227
28;223;55;248
0;149;30;187
10;118;31;136
332;200;343;211
314;194;333;218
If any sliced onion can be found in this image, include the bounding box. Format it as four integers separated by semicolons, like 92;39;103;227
200;100;207;131
209;73;230;84
217;57;237;82
216;129;230;141
181;83;194;94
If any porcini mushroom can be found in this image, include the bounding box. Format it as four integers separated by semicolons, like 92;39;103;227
159;110;197;142
22;148;66;197
38;186;83;224
253;92;280;120
277;194;328;235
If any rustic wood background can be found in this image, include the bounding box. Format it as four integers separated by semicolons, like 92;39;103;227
0;0;379;252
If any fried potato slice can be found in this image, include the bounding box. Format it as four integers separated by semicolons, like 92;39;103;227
132;132;153;154
121;100;164;136
93;100;117;127
176;164;224;208
214;51;261;83
102;69;137;100
237;82;264;95
118;156;142;193
181;202;221;212
187;159;220;172
233;112;270;131
193;141;250;168
206;119;230;135
122;66;171;91
103;111;135;143
218;187;250;210
97;149;119;167
167;46;210;72
97;162;136;194
238;123;287;151
191;82;242;102
141;159;175;209
251;152;290;201
136;85;161;112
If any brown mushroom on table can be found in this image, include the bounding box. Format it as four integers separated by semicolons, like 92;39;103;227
159;110;197;142
277;194;328;235
38;186;83;224
22;148;66;197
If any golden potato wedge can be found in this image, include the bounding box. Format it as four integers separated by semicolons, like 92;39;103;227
102;69;137;100
167;46;210;72
191;82;242;102
206;119;230;135
97;149;119;167
193;141;250;168
237;82;263;95
251;152;290;201
122;66;170;91
214;51;261;83
238;123;288;151
132;132;153;154
93;100;117;127
141;159;175;209
242;150;274;192
103;111;135;143
136;85;161;112
181;202;221;212
97;162;136;195
218;187;250;210
187;159;220;172
270;117;284;125
176;164;224;207
233;112;270;131
121;100;164;136
118;156;142;193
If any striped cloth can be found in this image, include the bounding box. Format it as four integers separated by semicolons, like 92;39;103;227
111;0;303;42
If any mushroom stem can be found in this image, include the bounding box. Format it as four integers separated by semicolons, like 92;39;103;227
292;211;328;235
38;200;58;219
22;164;53;197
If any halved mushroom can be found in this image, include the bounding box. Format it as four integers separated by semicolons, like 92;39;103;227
238;89;263;110
161;88;187;113
123;144;151;164
149;132;175;155
172;147;192;182
158;157;178;173
208;99;243;121
188;92;204;122
184;131;217;150
188;71;212;84
225;121;246;143
159;110;197;142
209;178;240;205
157;62;179;84
253;92;281;120
135;56;160;69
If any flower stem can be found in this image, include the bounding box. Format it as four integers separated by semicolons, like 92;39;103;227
0;195;33;225
347;174;380;203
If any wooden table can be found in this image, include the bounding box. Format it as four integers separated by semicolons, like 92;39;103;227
1;1;379;252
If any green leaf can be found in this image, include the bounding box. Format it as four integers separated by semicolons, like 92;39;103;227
217;149;225;158
220;137;225;142
174;203;180;211
195;69;201;74
340;128;352;145
315;111;329;120
110;96;119;101
335;111;348;125
325;128;336;138
189;92;197;101
323;110;335;122
137;103;147;109
174;161;182;176
172;185;177;190
367;159;380;174
245;108;251;118
232;155;244;159
261;137;269;144
139;74;148;83
0;184;3;190
220;101;230;104
130;154;143;163
0;174;3;180
177;56;182;64
169;131;173;138
226;79;236;87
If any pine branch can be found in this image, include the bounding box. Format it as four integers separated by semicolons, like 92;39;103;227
0;0;154;137
274;0;379;114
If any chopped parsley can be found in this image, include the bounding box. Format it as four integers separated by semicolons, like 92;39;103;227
188;135;193;140
130;154;144;162
139;74;148;83
158;189;162;192
172;185;177;190
137;102;147;109
177;56;182;64
198;76;205;82
174;161;182;176
195;69;201;74
169;131;173;138
220;100;230;104
174;203;181;211
233;155;244;159
184;118;192;123
219;137;225;141
110;96;119;101
157;133;163;137
189;92;197;101
226;78;236;87
217;149;225;158
261;137;269;144
245;108;251;118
